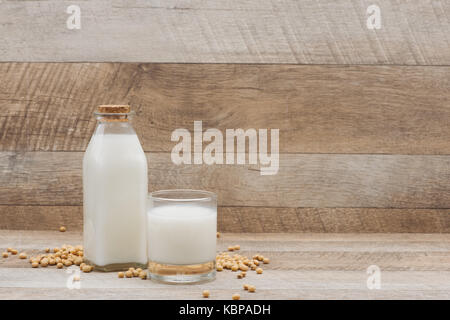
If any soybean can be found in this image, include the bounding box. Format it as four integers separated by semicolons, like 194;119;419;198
82;265;93;273
40;258;49;267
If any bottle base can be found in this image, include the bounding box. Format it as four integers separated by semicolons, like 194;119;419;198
148;260;216;284
84;259;146;272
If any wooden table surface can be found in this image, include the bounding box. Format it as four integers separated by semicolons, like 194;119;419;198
0;230;449;300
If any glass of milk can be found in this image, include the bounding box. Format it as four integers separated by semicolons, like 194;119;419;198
147;190;217;283
83;105;148;271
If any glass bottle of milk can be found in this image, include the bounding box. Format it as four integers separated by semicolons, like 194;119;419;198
83;105;148;271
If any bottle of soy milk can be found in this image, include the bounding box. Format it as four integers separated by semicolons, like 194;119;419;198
83;105;147;271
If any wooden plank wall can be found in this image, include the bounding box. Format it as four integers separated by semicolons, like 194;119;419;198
0;0;450;64
0;1;449;232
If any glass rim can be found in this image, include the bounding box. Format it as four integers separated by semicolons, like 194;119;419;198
149;189;217;203
93;110;136;116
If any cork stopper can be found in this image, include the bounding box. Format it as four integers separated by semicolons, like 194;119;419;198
97;105;131;114
96;105;132;122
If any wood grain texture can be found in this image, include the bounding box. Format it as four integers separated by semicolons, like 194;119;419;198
1;63;450;154
1;1;450;64
1;61;449;232
0;231;449;299
219;207;450;233
0;152;449;208
0;206;83;231
1;206;448;233
1;286;449;300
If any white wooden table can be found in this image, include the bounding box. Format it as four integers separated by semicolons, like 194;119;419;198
0;231;449;300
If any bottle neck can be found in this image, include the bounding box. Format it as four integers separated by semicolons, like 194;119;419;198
94;114;136;135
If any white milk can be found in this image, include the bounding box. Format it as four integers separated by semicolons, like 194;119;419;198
83;132;148;267
147;204;217;265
